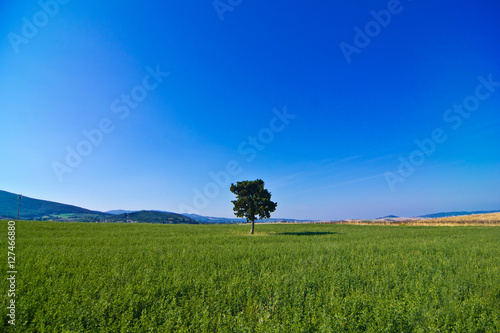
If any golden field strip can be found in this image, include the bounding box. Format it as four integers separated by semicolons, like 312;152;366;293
334;212;500;226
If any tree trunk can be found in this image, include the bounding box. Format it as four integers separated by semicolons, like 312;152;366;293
250;218;255;235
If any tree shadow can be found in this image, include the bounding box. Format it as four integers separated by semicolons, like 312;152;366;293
272;231;340;236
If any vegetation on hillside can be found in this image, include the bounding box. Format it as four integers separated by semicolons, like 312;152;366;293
0;191;196;224
0;190;107;220
105;210;198;224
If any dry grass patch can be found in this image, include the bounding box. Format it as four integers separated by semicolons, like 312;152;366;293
334;213;500;226
419;212;500;225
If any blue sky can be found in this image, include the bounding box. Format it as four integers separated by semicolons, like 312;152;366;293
1;0;499;220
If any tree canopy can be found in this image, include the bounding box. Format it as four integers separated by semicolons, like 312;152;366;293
230;179;277;234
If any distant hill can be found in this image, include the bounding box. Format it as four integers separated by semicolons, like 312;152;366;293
0;190;108;221
0;191;196;224
182;213;316;224
106;210;135;215
105;210;197;224
376;215;399;219
418;210;500;218
182;214;244;223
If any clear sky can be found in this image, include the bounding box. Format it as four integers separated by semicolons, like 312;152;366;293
1;0;499;220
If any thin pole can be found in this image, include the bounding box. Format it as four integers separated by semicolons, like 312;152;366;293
17;194;22;221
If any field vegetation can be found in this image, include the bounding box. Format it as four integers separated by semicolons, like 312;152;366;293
1;220;499;332
337;213;500;226
424;213;500;225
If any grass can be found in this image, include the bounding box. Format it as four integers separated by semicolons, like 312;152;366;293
1;221;500;332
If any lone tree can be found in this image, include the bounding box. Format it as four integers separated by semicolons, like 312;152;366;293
230;179;277;235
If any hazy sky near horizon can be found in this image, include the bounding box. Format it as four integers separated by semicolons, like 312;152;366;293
1;0;499;220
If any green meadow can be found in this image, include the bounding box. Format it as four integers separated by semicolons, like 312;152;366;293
1;221;499;332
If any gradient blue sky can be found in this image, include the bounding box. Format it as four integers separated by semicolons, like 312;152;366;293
1;0;499;220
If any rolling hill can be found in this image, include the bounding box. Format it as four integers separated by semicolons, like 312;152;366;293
0;190;108;221
0;190;196;224
105;211;197;224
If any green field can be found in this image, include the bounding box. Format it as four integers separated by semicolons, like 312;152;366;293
1;221;500;332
